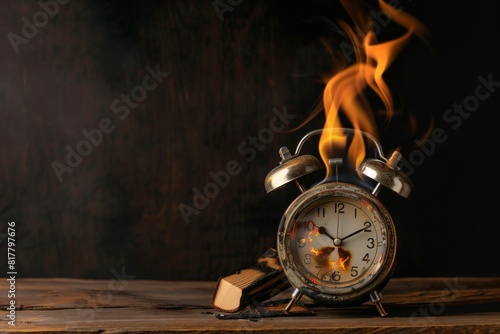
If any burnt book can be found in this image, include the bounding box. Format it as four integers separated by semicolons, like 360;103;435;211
212;247;291;313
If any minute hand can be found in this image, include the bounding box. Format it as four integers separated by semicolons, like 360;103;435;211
341;225;369;241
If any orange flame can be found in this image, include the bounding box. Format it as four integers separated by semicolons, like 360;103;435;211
307;226;319;243
310;246;321;256
320;0;429;174
329;256;350;272
310;246;349;272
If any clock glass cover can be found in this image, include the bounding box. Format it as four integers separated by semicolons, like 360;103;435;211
278;182;396;305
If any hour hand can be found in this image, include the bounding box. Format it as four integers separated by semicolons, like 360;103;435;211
318;226;344;246
317;226;336;242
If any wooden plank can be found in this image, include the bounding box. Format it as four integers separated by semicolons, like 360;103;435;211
2;277;499;333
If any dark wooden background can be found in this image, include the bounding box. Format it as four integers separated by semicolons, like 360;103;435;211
1;0;499;280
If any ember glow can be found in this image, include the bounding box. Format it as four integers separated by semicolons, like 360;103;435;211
310;245;350;272
319;0;429;175
310;246;335;260
329;254;350;272
307;224;319;243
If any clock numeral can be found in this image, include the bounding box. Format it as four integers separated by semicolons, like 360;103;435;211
305;221;315;231
367;238;375;249
315;266;322;276
317;208;325;217
297;237;306;248
362;253;370;263
350;266;359;277
354;208;357;219
331;271;341;282
334;203;345;214
364;221;372;232
304;254;312;264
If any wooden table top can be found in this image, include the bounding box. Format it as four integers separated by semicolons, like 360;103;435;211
2;277;500;333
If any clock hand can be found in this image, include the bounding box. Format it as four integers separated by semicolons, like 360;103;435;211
318;226;342;247
317;226;336;242
340;225;368;241
336;208;340;240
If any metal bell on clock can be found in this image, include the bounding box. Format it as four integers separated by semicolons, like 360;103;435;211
358;151;413;198
264;147;323;194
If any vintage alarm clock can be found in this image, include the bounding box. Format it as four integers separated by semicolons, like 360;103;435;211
264;128;413;316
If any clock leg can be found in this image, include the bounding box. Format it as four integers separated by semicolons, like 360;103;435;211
284;288;303;311
369;290;388;317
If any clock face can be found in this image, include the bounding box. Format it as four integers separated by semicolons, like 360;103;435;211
277;182;397;305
